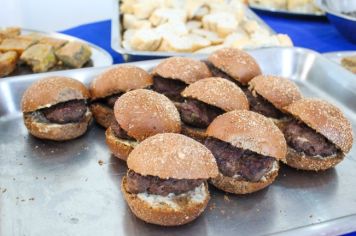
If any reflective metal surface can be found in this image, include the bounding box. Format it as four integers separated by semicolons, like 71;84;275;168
323;51;356;66
1;47;356;236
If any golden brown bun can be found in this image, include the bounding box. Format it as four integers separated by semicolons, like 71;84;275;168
127;133;219;179
23;110;92;141
152;57;212;84
182;77;249;111
285;147;344;171
105;127;137;161
114;89;181;141
207;48;261;85
21;76;90;112
248;75;302;111
122;177;210;226
89;103;114;128
210;162;279;194
284;98;353;154
181;124;207;143
90;65;152;99
206;110;287;160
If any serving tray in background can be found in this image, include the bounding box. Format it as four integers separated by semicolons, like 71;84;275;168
1;47;356;236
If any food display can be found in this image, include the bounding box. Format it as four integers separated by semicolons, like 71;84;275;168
248;0;323;14
119;0;293;53
0;27;93;78
341;55;356;73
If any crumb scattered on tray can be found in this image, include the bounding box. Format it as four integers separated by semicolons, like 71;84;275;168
98;160;104;165
2;188;7;193
220;210;225;215
29;197;35;201
209;202;217;211
224;195;231;202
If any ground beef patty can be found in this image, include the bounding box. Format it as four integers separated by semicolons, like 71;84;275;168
42;100;87;124
152;75;187;102
204;61;237;84
205;137;275;182
177;98;224;128
283;120;338;157
111;120;135;140
126;170;204;196
93;93;122;108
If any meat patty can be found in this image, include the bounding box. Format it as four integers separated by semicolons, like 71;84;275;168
204;60;245;87
111;120;135;140
244;89;284;119
93;93;122;108
126;170;204;196
177;98;224;128
42;100;87;124
283;120;338;157
205;137;275;182
152;75;187;102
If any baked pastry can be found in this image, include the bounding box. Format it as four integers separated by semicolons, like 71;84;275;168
55;41;92;68
341;55;356;74
0;37;37;54
20;44;57;73
0;51;18;77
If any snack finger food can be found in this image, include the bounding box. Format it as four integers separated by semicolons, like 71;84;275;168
21;76;92;141
205;110;287;194
122;133;219;226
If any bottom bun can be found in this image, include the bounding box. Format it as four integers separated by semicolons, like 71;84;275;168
285;147;344;171
181;124;207;143
122;177;210;226
90;103;115;129
24;110;92;141
105;127;137;161
210;161;279;194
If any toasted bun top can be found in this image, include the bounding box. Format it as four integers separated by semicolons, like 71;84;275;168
90;65;152;99
207;110;287;160
249;75;302;110
284;98;353;153
127;133;219;179
152;57;212;84
208;48;262;85
182;77;249;111
21;76;90;113
114;89;181;141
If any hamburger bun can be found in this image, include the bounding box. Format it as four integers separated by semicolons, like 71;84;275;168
282;98;353;170
105;127;137;161
181;124;207;143
207;48;261;85
152;57;211;84
248;75;302;111
89;103;114;128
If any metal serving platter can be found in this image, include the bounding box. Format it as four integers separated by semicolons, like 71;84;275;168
249;3;325;17
111;0;276;61
1;47;356;236
323;51;356;65
3;28;113;78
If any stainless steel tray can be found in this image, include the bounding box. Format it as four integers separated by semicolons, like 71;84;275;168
1;47;356;236
111;0;277;61
323;51;356;65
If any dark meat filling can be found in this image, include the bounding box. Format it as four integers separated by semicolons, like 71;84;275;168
283;120;338;157
41;100;87;124
111;120;135;141
244;89;284;119
177;98;224;128
93;93;122;108
203;60;243;87
126;170;204;196
152;75;187;102
205;137;275;182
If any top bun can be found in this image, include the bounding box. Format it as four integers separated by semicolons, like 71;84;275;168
90;65;152;99
182;77;249;111
152;57;211;84
114;89;181;141
249;75;302;110
284;98;353;154
21;76;90;113
208;48;261;85
127;133;219;179
207;110;286;160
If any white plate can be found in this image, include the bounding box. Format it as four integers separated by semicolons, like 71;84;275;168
322;51;356;64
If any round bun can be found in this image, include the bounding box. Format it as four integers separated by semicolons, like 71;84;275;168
152;57;211;84
127;133;219;179
206;110;287;160
23;111;92;141
21;76;90;113
105;127;137;161
284;98;353;154
248;75;302;110
89;103;114;128
207;48;261;85
90;65;152;99
122;178;210;226
285;147;344;171
182;77;249;111
114;89;181;141
210;162;279;194
181;124;207;143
